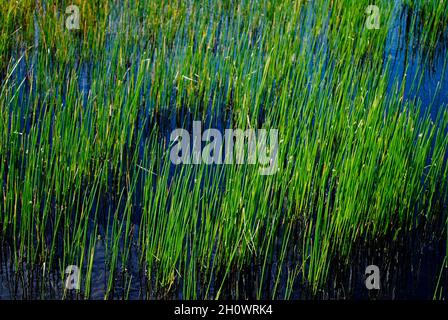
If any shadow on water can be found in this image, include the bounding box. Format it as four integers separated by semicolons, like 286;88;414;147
0;3;447;299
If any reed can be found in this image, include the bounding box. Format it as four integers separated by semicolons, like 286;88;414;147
0;0;447;299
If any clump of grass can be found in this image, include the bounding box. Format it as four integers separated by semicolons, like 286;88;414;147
0;0;447;299
402;0;448;50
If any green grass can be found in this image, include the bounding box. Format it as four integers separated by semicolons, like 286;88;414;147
0;0;447;299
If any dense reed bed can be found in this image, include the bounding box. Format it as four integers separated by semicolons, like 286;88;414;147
0;0;447;299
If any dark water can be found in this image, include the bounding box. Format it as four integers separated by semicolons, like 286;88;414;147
0;4;447;300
